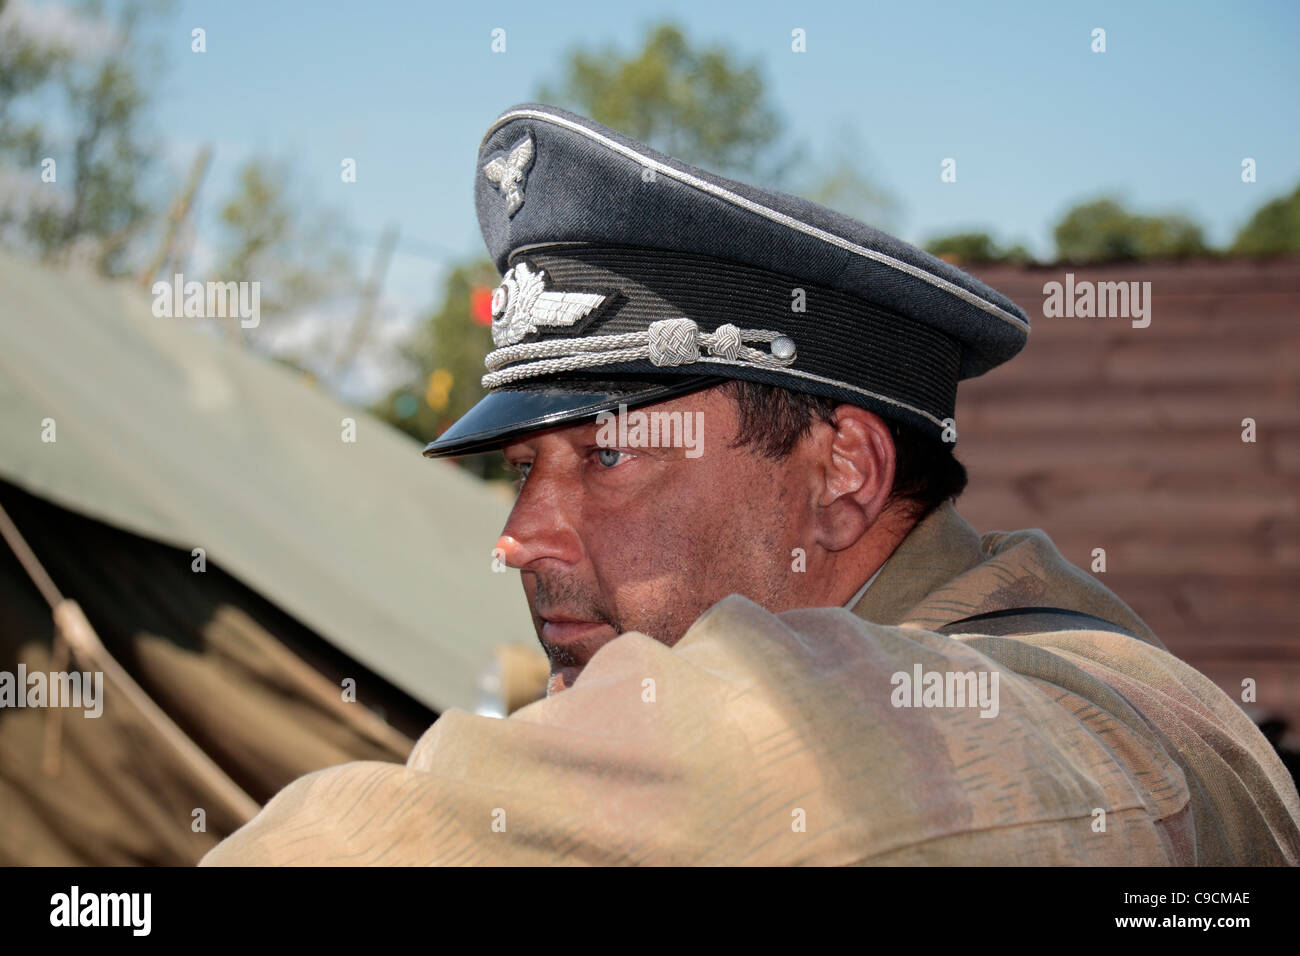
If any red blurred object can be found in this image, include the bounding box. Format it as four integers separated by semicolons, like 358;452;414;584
471;287;494;326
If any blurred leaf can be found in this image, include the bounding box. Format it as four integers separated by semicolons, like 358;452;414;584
0;0;161;275
538;21;783;180
1053;197;1208;263
370;258;509;480
1231;184;1300;256
211;155;359;348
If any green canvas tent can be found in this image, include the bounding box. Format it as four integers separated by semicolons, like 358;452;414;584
0;250;538;863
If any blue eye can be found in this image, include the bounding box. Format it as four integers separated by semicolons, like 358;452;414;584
596;448;625;468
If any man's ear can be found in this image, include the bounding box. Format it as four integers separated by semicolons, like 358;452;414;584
811;405;897;552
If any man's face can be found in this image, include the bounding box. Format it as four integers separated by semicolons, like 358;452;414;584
497;385;819;695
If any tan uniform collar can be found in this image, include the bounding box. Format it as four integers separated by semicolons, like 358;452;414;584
847;499;1163;648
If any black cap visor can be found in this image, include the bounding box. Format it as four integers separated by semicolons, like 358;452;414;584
422;375;725;458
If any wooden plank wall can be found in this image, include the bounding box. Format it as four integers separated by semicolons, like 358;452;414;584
958;259;1300;747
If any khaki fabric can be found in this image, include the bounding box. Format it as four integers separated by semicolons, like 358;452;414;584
201;503;1300;865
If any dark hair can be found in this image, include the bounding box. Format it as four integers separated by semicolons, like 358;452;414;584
720;379;967;520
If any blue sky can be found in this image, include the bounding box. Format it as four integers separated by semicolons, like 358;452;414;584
106;0;1300;392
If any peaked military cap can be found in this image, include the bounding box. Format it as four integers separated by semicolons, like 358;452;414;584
423;103;1030;458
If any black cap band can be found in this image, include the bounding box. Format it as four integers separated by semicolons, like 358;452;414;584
495;244;963;435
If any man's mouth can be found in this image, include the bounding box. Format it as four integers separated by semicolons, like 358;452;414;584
536;609;617;686
539;613;615;653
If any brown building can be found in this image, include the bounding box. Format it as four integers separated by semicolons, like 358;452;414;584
958;258;1299;754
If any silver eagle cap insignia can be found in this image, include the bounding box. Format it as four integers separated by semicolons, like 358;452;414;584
481;133;535;217
490;262;607;348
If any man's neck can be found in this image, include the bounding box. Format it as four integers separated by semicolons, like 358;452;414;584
822;505;920;608
842;564;886;608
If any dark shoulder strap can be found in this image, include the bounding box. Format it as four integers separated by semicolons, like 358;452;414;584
935;606;1138;639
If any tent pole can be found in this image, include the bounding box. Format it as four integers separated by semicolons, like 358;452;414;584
0;500;262;825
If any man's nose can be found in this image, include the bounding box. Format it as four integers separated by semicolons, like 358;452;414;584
494;467;582;569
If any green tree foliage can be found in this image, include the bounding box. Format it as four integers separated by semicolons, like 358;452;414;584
217;159;292;281
924;232;1034;266
212;156;356;348
371;260;502;477
1053;197;1207;264
537;21;892;208
538;22;782;178
1231;184;1300;256
0;0;67;164
0;0;159;275
801;131;900;232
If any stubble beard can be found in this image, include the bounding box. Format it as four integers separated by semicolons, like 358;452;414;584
529;573;621;668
